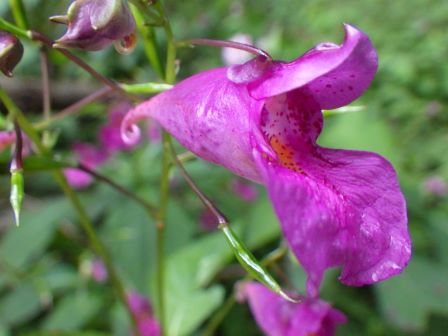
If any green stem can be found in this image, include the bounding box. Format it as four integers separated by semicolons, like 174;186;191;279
8;0;28;30
77;163;158;218
154;2;176;84
0;87;141;334
130;5;165;79
121;82;172;95
150;3;178;334
201;245;288;336
34;87;112;130
0;17;30;39
155;130;172;335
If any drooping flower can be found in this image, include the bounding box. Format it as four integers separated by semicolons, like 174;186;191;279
121;24;411;296
64;143;108;189
126;291;161;336
0;31;23;77
239;282;346;336
51;0;136;51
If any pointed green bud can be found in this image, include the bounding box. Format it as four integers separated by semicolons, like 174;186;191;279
220;224;298;303
10;167;24;226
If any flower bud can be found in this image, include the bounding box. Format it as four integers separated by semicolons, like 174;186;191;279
0;31;24;77
51;0;136;51
10;167;24;226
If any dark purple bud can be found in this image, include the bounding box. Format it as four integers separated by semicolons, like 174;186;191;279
0;31;24;77
51;0;136;51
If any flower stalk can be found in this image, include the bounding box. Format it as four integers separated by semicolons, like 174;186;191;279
166;137;297;303
178;38;272;62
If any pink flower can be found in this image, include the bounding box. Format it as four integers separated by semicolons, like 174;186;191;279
64;143;108;189
423;176;447;197
100;102;136;153
126;291;160;336
0;131;16;151
121;24;411;296
240;282;346;336
90;258;108;283
231;179;258;202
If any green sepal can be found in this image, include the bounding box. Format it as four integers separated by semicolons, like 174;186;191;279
220;224;298;302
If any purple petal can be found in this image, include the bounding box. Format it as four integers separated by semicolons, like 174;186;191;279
252;89;410;294
64;143;109;189
126;291;153;316
73;143;109;167
0;131;16;151
64;168;93;189
100;102;135;152
121;68;264;182
241;282;346;336
248;24;378;109
254;148;410;295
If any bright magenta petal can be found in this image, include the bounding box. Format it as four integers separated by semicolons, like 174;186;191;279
242;282;346;336
254;147;410;295
248;24;378;109
121;68;264;182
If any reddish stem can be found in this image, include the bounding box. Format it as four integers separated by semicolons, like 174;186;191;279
181;38;272;62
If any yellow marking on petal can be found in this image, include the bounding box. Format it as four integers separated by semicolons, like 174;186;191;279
269;136;304;173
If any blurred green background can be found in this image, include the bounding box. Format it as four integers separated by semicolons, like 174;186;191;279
0;0;447;335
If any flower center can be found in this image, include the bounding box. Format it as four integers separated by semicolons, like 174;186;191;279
260;91;322;173
269;135;304;173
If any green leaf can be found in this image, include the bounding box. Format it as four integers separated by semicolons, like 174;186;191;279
376;256;448;332
0;283;42;326
41;292;102;331
101;199;156;291
0;198;72;269
160;194;280;336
